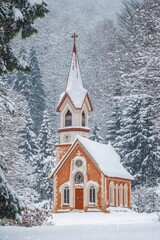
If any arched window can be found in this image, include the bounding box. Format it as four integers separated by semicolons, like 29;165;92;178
74;172;84;184
116;184;119;206
109;181;115;206
124;184;128;207
119;184;123;206
65;110;72;127
89;186;96;204
64;187;69;205
82;111;85;127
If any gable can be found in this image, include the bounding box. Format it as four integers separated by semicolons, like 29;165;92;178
57;92;93;112
52;140;103;178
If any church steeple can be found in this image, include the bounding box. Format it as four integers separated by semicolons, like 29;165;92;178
65;33;84;93
57;33;89;111
56;33;93;153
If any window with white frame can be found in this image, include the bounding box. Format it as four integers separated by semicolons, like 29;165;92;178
64;187;69;205
89;186;96;204
119;184;123;206
109;181;115;206
65;110;72;127
124;184;128;207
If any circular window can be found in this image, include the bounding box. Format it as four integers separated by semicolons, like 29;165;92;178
74;172;84;184
75;159;83;167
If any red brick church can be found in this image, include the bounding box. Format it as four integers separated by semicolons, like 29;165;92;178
51;33;133;212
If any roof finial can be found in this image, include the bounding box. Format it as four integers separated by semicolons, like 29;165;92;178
72;33;78;43
72;33;78;53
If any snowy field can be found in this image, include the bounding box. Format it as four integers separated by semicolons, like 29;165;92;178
0;209;160;240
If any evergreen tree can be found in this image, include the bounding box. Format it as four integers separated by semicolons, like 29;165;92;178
89;123;103;143
118;0;160;97
132;183;160;213
0;0;48;75
34;109;54;202
0;153;22;220
115;96;160;185
38;110;53;159
13;47;29;94
0;85;37;202
13;47;46;134
28;47;46;133
18;116;39;164
105;100;122;148
0;86;23;220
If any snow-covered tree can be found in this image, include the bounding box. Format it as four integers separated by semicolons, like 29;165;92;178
0;153;22;220
132;183;160;213
28;47;46;133
34;109;54;203
13;47;29;92
0;0;48;75
0;83;37;202
118;0;160;97
0;85;23;220
105;100;122;147
89;123;103;143
18;117;39;164
13;47;46;134
115;96;160;186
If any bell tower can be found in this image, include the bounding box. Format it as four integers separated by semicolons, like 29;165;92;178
56;33;93;161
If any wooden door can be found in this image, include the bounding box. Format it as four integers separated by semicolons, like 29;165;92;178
75;189;83;209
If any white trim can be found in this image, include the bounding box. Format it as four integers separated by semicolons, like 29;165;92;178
86;180;99;188
109;181;115;206
116;183;119;206
63;186;70;205
87;181;99;207
59;182;71;208
119;184;123;206
124;183;128;207
89;186;96;204
63;104;74;127
81;105;88;127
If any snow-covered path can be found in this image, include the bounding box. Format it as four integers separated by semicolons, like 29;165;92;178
0;211;160;240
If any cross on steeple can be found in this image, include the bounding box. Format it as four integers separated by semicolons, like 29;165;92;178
72;33;78;43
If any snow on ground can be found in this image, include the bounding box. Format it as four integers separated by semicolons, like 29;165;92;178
0;209;160;240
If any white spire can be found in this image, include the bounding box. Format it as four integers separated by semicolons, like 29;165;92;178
65;39;87;108
57;33;93;112
66;43;83;90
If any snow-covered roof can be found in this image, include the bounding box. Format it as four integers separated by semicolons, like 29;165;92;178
57;43;88;109
77;136;134;180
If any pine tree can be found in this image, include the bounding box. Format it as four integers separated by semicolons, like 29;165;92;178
18;116;39;164
34;110;54;203
0;85;23;220
28;47;46;133
13;47;46;134
89;123;103;143
13;47;29;94
115;96;160;186
105;100;122;148
0;85;37;202
132;183;160;213
0;153;22;220
118;0;160;97
0;0;48;75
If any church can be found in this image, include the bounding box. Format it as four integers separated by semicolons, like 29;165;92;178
51;33;134;212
